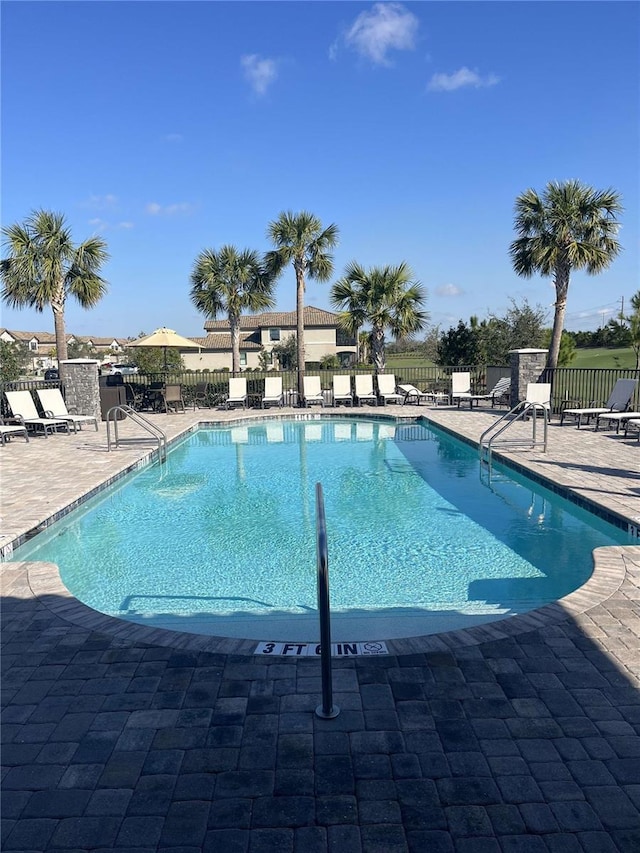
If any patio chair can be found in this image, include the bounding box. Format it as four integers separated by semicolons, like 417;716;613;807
332;374;353;406
451;372;472;408
226;377;248;410
36;388;99;432
594;409;640;433
466;376;511;410
521;383;552;419
4;390;70;437
192;382;212;410
559;378;638;428
302;376;325;407
262;376;284;408
0;418;29;444
354;374;377;406
161;384;186;414
376;374;403;406
397;384;446;406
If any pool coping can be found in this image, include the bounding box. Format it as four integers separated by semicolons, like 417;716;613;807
4;411;638;656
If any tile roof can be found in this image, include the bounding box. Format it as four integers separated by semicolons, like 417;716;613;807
191;333;262;351
1;329;128;345
204;306;340;332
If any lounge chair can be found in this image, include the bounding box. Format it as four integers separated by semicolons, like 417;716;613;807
4;390;70;437
36;388;99;432
0;418;29;444
332;374;353;406
226;378;248;410
302;376;325;407
354;374;377;406
376;374;403;406
397;384;447;406
451;372;472;407
466;376;511;410
560;378;638;428
161;384;186;414
521;383;552;418
594;410;640;432
262;377;284;408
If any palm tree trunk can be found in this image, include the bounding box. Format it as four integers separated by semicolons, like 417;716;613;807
52;284;68;363
230;314;240;375
371;326;385;373
547;263;570;370
295;262;306;401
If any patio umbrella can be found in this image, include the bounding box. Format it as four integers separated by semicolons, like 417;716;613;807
128;327;201;369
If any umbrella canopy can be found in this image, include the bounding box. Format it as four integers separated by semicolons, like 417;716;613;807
128;327;201;369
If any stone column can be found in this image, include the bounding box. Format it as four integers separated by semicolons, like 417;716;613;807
509;349;548;405
59;359;101;421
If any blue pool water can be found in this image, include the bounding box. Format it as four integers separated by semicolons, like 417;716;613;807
14;418;628;640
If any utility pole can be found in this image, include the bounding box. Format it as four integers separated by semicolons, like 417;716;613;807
619;295;625;320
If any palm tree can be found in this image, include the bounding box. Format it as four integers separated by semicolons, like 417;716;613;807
628;291;640;370
331;261;428;372
190;245;276;374
1;209;109;363
509;179;623;370
266;211;338;397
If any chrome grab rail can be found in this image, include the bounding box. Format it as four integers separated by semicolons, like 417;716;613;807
315;482;339;719
479;401;548;479
106;405;167;462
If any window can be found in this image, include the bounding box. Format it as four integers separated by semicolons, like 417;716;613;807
269;328;280;342
240;352;247;366
29;340;38;351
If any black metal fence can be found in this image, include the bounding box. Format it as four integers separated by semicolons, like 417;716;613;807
4;365;639;416
543;367;640;412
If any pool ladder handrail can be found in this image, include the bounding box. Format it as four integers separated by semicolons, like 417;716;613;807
479;400;548;478
106;405;167;462
315;482;339;719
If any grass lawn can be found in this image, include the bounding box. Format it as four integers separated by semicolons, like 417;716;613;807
386;348;637;370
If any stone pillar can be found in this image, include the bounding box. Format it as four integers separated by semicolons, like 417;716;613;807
59;359;101;421
509;349;548;404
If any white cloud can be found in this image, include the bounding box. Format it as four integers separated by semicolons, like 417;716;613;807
428;66;500;92
145;202;194;216
88;218;134;231
80;194;118;210
343;3;418;66
241;54;278;96
436;283;464;297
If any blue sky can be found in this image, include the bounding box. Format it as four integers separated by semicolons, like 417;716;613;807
2;1;638;341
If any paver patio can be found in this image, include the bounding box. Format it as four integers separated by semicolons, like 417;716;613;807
1;401;639;852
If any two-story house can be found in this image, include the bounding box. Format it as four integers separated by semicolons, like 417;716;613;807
0;329;128;372
182;307;357;371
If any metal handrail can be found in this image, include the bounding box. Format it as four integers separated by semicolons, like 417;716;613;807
480;401;548;478
106;405;167;462
315;482;339;719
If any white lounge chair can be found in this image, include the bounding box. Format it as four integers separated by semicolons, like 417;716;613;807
0;419;29;444
466;377;511;410
354;375;377;406
560;378;638;428
302;376;324;407
4;390;70;437
594;410;640;432
262;377;284;408
521;383;552;418
451;372;472;407
376;374;403;406
37;388;99;432
397;384;447;406
226;378;248;410
332;375;353;406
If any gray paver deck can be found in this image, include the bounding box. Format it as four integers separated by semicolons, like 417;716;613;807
1;400;639;851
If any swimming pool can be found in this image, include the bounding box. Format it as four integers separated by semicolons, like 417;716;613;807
13;417;629;641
